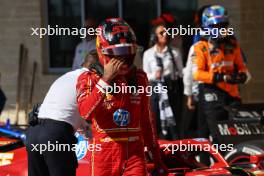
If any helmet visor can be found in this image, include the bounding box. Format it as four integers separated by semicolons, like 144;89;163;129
101;44;137;56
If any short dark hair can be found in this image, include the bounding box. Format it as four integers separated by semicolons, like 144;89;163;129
88;49;98;59
83;49;98;65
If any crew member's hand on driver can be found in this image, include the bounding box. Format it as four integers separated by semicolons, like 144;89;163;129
102;58;125;82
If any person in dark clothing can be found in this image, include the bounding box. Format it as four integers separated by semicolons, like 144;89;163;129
26;51;98;176
193;5;249;143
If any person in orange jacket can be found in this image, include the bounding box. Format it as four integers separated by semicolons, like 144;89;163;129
192;5;249;142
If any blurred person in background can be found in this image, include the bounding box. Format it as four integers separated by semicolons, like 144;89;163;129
143;21;183;139
150;13;183;52
192;5;250;143
0;73;6;115
181;5;210;139
72;19;96;70
161;13;184;59
26;50;98;176
159;14;185;129
182;5;251;139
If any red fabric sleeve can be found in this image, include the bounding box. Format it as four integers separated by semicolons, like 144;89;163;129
76;71;109;120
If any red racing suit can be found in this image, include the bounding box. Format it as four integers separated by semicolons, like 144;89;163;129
76;68;161;176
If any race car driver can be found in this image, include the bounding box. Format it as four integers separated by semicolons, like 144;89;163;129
192;5;249;142
76;18;167;176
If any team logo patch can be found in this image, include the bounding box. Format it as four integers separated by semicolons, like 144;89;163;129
113;109;131;126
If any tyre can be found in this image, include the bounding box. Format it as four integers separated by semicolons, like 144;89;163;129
224;140;264;164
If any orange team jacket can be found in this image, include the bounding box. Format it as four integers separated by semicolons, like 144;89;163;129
192;39;248;98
